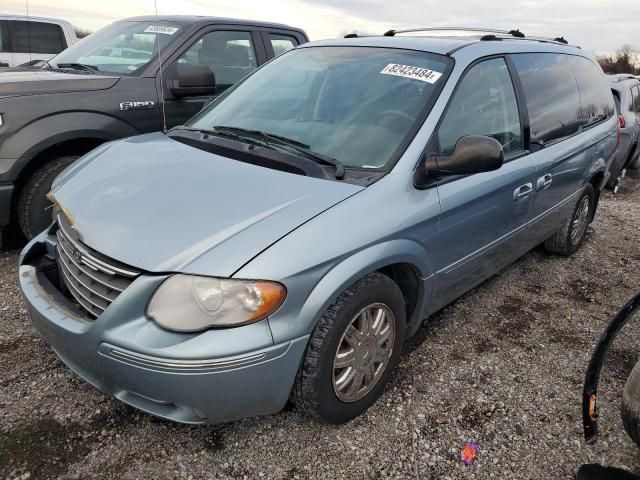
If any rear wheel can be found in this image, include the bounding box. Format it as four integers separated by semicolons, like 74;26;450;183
17;156;77;240
622;359;640;447
543;184;595;256
292;272;406;424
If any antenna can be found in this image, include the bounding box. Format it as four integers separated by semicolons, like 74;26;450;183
154;0;168;132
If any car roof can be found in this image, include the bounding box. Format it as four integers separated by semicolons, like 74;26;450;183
304;34;587;58
608;74;639;85
0;14;73;27
119;15;303;32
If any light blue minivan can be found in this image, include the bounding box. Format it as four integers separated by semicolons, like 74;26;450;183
19;28;617;425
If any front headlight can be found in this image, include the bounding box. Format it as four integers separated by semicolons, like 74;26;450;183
147;275;286;332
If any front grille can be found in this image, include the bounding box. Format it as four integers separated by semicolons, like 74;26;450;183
55;216;140;318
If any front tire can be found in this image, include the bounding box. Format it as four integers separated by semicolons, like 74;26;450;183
292;272;406;424
622;360;640;447
543;184;595;256
17;156;77;240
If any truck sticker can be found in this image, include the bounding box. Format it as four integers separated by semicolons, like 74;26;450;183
380;64;442;84
144;25;179;35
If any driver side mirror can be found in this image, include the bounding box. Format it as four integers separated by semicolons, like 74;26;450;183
415;135;504;187
169;65;216;98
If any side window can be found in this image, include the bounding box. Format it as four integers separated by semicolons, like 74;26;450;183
10;21;65;54
512;53;582;145
176;31;257;93
437;58;522;156
569;56;615;127
0;21;8;52
633;85;640;113
269;34;298;56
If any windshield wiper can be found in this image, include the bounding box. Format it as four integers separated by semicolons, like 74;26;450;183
211;126;346;179
55;62;100;74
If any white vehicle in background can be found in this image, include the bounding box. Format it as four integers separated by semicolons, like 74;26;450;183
0;15;78;67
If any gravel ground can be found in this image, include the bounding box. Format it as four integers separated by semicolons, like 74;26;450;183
1;172;640;480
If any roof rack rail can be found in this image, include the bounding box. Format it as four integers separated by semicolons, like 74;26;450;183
382;27;573;47
384;27;525;37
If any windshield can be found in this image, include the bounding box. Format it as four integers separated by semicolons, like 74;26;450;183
187;46;451;170
50;21;183;76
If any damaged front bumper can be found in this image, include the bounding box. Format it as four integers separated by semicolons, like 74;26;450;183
18;231;308;425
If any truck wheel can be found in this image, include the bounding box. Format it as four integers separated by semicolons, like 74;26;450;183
543;184;595;256
622;359;640;447
292;272;406;424
18;156;77;240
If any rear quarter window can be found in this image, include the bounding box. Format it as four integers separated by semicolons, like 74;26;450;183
511;53;582;145
569;56;615;127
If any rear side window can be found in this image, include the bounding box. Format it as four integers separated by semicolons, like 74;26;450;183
269;34;298;56
569;56;615;127
512;53;582;145
633;85;640;113
10;21;66;54
437;58;522;156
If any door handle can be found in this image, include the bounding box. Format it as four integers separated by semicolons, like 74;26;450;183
536;174;553;191
513;183;533;201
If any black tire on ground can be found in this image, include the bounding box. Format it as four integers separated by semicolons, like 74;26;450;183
629;155;640;170
622;359;640;447
292;272;407;424
17;156;77;240
543;183;596;256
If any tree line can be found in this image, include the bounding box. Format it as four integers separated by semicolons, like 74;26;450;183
597;45;640;75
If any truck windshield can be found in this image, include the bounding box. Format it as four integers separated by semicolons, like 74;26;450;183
49;21;182;76
187;46;451;171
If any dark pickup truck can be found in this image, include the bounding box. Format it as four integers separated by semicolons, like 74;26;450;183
0;15;308;242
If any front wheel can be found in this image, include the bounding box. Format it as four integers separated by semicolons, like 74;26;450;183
543;184;595;256
17;156;77;240
292;272;406;424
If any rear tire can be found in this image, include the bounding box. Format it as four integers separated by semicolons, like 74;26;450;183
543;184;595;256
622;360;640;447
292;272;406;424
17;156;77;240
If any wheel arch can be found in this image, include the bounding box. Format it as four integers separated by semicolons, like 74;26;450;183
293;240;435;341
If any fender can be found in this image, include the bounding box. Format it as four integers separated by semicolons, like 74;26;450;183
582;291;640;443
1;111;141;181
269;239;435;343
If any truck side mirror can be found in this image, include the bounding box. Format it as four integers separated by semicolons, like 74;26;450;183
169;65;216;98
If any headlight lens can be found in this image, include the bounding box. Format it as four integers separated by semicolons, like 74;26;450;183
147;275;286;332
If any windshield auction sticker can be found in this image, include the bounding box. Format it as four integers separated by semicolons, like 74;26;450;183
380;64;443;84
144;25;179;35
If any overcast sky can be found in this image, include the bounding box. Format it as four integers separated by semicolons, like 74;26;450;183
3;0;639;54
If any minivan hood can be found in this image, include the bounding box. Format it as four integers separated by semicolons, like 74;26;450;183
50;133;363;276
0;69;118;98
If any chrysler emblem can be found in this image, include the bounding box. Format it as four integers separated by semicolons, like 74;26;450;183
73;250;82;262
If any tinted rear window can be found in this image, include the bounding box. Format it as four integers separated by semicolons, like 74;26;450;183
569;56;615;127
11;21;65;54
512;53;582;145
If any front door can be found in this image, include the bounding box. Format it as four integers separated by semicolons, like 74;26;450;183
431;57;536;309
